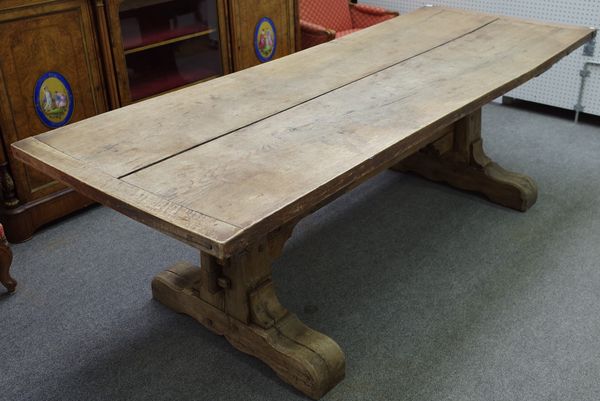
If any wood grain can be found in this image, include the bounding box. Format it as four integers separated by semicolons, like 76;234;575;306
152;234;345;399
396;109;538;211
14;138;239;255
122;16;592;250
33;7;497;177
12;8;595;259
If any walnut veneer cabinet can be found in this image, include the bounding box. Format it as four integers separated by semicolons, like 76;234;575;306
101;0;298;106
229;0;297;71
0;0;297;242
0;0;107;242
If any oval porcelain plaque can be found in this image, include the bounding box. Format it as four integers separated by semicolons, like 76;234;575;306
254;17;277;63
34;71;74;128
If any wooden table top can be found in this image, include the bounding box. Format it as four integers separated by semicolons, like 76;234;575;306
13;7;594;258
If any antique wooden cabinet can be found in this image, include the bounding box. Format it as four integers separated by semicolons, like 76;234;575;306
228;0;297;71
0;0;297;242
101;0;232;105
100;0;298;106
0;0;107;242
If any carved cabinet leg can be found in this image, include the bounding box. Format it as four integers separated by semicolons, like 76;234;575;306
394;109;538;212
151;222;345;399
0;224;16;293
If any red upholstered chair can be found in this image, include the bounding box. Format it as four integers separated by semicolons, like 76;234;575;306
299;0;399;49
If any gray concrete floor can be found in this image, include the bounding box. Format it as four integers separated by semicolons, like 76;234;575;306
2;103;600;401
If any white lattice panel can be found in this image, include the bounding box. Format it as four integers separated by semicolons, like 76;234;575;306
361;0;600;116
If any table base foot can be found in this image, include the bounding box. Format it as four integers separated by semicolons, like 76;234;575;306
152;257;344;399
395;109;537;212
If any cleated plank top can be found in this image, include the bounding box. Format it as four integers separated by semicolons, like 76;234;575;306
12;7;594;258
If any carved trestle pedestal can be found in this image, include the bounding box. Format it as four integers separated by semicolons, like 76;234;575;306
394;109;538;212
151;108;537;399
151;222;345;399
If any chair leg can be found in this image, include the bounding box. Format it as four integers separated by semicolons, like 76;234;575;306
0;225;16;293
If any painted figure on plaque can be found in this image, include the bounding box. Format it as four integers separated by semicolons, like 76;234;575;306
42;86;53;111
34;72;74;128
254;17;277;62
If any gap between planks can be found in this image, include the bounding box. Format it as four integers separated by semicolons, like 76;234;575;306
117;15;500;180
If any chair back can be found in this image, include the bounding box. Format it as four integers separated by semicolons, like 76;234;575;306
299;0;353;32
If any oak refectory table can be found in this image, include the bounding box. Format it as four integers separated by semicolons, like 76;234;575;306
12;7;595;399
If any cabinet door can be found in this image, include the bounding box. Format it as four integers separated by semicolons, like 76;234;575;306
0;0;107;203
105;0;232;105
228;0;297;71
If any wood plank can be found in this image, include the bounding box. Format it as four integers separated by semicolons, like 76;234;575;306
33;7;497;178
11;9;594;258
120;17;593;255
13;138;240;257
